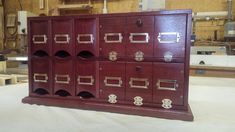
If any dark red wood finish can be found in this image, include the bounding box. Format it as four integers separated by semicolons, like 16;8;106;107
31;58;51;94
30;19;51;56
154;14;187;59
126;16;154;61
99;61;126;102
76;60;97;97
24;10;193;121
153;63;185;106
125;62;153;103
53;59;75;96
99;17;126;60
52;17;74;56
75;17;98;58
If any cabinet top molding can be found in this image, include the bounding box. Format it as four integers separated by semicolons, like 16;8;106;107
28;9;192;19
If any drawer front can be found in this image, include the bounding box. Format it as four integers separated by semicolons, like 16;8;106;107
76;61;96;96
30;20;50;55
99;61;125;103
53;60;74;96
154;14;187;59
75;18;98;57
126;30;154;61
153;63;185;108
126;16;154;61
100;17;126;61
126;62;153;105
31;59;50;93
52;18;74;56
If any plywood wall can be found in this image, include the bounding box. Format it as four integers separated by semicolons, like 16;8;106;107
2;0;235;50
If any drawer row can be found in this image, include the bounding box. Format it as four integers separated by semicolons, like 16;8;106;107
30;14;188;62
31;59;186;109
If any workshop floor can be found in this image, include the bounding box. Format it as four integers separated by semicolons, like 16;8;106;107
0;77;235;132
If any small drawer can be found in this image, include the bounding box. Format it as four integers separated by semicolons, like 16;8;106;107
153;62;185;107
99;61;125;103
154;14;187;58
125;62;153;104
100;30;126;61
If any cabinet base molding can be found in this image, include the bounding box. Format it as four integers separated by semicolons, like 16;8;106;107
22;96;193;121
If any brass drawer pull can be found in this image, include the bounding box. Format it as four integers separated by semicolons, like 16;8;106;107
55;74;70;84
133;96;143;106
109;51;118;61
108;94;117;104
77;34;94;44
104;33;123;43
162;99;172;109
33;73;48;83
104;76;122;87
156;79;178;91
157;32;180;44
77;75;94;85
129;33;150;43
54;34;70;44
32;35;47;44
129;77;149;89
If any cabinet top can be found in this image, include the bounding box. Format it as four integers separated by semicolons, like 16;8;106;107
28;9;192;20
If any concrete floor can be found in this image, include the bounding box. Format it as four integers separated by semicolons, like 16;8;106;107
0;77;235;132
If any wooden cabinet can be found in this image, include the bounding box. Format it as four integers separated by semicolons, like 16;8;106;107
24;10;193;121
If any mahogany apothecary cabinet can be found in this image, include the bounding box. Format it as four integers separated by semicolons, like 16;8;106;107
23;10;193;121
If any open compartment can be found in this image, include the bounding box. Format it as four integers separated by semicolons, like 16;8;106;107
52;18;74;56
76;61;97;97
30;19;50;55
31;59;51;95
75;18;98;57
53;59;75;96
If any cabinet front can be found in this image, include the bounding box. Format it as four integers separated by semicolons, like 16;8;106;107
53;60;74;96
99;17;126;61
31;59;51;95
126;62;153;106
30;20;50;55
75;18;98;58
99;61;125;104
153;63;185;109
154;14;187;61
76;61;96;97
126;16;154;61
52;18;74;56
